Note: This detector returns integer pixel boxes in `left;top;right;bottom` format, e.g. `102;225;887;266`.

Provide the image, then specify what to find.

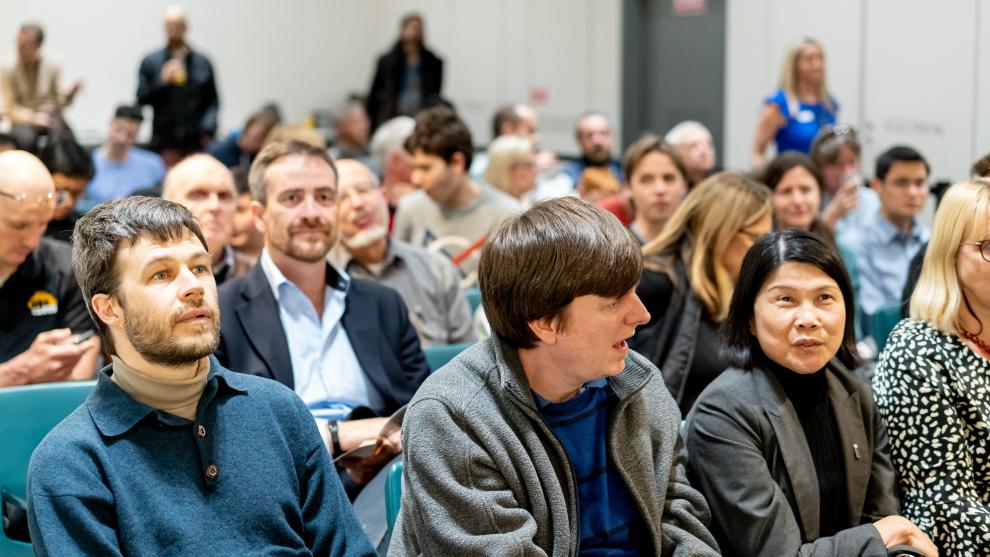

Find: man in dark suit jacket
366;13;443;131
216;139;429;493
137;7;219;161
217;264;426;420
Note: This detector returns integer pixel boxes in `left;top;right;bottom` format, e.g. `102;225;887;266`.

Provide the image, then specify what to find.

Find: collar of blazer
755;360;869;540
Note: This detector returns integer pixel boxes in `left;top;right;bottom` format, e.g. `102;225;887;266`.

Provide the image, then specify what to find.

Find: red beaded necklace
960;328;990;358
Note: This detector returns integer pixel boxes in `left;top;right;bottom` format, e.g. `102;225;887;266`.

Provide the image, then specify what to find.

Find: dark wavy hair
721;228;861;370
405;106;474;169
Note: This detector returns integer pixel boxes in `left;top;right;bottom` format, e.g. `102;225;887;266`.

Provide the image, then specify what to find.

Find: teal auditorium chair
423;343;471;373
867;304;904;354
384;460;404;538
463;287;482;315
0;381;96;556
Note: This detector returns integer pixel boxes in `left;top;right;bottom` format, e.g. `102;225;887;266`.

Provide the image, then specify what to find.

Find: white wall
725;0;990;183
0;1;620;155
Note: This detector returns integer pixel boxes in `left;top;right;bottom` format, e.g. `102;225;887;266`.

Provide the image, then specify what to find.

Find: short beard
283;224;335;262
585;149;612;166
123;298;220;367
342;225;387;250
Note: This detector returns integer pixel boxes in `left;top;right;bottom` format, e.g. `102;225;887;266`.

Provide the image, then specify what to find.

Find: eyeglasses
821;124;856;137
0;189;69;207
963;240;990;262
817;124;857;142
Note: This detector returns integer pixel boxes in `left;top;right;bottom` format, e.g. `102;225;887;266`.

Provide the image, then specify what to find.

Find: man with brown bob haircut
390;197;719;556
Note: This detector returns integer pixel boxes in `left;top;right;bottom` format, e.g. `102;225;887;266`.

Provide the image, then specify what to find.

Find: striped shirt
535;379;646;555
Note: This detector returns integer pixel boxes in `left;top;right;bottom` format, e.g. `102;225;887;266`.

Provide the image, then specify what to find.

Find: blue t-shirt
766;88;838;154
85;147;166;207
536;379;646;556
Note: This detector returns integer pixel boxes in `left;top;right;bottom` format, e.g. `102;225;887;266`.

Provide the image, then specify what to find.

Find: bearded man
26;196;376;556
329;159;473;347
215;141;429;495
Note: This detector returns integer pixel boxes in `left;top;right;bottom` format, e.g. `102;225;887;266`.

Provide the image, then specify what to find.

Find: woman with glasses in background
809;124;881;237
751;38;838;167
630;172;772;415
873;179;990;556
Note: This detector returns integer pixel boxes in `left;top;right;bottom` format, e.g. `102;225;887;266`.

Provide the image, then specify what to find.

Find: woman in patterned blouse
873;178;990;556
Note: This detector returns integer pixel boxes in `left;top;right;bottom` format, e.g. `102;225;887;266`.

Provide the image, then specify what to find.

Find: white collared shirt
259;249;384;421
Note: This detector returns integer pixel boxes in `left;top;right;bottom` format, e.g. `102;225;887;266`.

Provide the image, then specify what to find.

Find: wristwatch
328;419;342;455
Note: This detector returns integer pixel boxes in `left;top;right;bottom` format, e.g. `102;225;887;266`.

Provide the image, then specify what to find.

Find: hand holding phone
62;330;96;345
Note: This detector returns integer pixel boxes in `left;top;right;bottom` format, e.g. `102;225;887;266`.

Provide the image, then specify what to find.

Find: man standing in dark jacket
137;6;219;166
366;14;443;131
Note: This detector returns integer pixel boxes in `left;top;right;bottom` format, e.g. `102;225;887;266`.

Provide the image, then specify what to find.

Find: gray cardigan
684;363;899;556
389;337;719;556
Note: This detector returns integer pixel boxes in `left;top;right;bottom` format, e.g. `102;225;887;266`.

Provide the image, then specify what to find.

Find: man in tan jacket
1;23;81;150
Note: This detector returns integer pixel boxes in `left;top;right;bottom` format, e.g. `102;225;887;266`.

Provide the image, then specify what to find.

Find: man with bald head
162;154;251;285
137;5;219;165
330;159;473;347
0;151;100;386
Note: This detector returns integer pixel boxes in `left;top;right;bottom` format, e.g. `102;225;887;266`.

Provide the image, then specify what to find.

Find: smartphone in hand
63;330;96;345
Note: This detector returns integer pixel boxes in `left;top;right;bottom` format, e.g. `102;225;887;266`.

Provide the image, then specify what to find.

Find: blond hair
778;38;834;116
642;172;771;320
484;135;533;196
910;179;990;334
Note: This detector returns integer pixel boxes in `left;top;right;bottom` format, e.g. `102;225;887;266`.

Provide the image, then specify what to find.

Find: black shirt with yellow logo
0;238;93;363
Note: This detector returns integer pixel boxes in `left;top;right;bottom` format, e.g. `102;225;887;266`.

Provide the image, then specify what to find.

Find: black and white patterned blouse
873;319;990;556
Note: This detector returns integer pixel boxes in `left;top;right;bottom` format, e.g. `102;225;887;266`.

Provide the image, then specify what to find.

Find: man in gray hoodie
390;196;719;556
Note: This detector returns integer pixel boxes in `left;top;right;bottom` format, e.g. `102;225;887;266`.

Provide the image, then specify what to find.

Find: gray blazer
684;363;899;557
390;337;719;556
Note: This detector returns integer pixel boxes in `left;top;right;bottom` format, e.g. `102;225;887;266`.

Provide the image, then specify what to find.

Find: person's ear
91;293;123;329
869;177;881;191
251;200;267;235
527;316;559;345
450;151;466;174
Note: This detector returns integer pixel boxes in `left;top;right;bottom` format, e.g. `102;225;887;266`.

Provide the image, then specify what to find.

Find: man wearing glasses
0;150;100;387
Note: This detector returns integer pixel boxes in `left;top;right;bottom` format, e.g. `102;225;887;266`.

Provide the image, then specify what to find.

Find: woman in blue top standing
751;38;838;167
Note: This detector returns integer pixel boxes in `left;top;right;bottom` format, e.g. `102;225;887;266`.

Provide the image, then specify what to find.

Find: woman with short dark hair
684;229;936;556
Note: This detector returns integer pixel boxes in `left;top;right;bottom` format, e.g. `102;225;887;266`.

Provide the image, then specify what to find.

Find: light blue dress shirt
83;148;167;208
841;211;929;315
259;249;384;422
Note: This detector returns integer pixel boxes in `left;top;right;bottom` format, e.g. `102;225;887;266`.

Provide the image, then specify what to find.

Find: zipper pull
853;443;861;460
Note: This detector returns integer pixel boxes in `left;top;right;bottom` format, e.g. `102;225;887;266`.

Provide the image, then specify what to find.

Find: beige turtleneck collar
110;355;210;421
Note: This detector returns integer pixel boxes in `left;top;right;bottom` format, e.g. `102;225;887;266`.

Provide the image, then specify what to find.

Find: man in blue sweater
27;196;375;556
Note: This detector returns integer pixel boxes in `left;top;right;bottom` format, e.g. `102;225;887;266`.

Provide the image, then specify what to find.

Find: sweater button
205;464;219;480
196;425;207;439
